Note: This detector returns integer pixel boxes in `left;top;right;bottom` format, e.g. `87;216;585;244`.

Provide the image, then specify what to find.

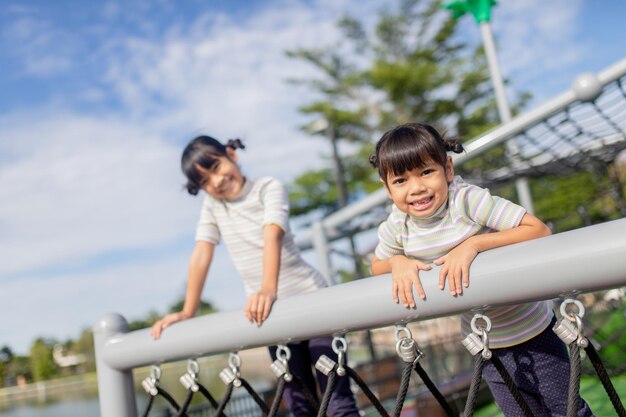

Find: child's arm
151;241;214;339
434;213;551;296
244;224;284;326
371;254;432;308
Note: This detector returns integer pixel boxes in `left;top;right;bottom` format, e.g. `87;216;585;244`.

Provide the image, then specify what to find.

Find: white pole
94;313;137;417
480;22;535;213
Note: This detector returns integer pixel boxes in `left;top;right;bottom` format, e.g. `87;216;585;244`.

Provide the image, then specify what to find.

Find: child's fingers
244;298;256;323
151;322;161;340
151;319;171;340
416;262;432;271
398;282;410;308
256;298;266;324
441;266;456;295
403;281;416;308
244;309;253;323
463;265;470;288
262;299;272;323
413;276;426;301
454;268;463;295
438;271;446;290
392;281;399;304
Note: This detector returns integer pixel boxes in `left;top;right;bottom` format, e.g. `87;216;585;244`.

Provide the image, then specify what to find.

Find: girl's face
384;157;454;218
198;148;245;201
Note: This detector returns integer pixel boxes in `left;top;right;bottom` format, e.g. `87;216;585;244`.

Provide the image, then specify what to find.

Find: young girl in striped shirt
369;123;593;416
151;135;359;417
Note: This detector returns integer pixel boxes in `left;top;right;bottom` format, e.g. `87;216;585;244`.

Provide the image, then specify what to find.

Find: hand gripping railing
94;218;626;417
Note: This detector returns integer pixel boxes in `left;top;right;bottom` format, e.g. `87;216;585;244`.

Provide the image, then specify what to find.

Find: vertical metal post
94;313;137;417
311;221;333;285
479;22;535;213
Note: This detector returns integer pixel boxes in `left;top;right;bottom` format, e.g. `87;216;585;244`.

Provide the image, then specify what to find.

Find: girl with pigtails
370;123;594;416
151;135;360;417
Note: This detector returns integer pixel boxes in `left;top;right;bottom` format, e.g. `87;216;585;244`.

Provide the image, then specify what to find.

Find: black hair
181;135;245;195
369;123;463;184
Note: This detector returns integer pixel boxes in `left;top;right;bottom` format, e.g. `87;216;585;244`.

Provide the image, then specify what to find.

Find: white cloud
0;113;198;276
0;0;603;355
495;0;584;77
2;14;77;77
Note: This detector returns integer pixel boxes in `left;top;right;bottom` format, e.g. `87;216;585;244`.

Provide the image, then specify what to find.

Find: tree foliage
286;0;515;218
29;338;58;382
5;297;218;385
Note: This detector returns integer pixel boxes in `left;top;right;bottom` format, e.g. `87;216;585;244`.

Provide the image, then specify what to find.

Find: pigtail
185;181;201;196
369;153;378;168
443;139;464;154
226;138;245;150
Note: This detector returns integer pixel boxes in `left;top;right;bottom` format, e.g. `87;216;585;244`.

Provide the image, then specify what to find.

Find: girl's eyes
392;178;406;185
421;168;434;175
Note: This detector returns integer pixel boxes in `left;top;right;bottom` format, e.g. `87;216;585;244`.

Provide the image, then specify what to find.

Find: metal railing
94;218;626;417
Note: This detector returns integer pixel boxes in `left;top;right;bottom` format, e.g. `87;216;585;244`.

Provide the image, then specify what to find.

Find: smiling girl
150;135;359;417
369;123;593;416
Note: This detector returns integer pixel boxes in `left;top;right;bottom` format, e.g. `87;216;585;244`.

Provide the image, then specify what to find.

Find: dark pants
268;336;360;417
483;317;594;416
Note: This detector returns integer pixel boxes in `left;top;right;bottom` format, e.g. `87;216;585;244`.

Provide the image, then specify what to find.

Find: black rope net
460;76;626;228
479;78;626;182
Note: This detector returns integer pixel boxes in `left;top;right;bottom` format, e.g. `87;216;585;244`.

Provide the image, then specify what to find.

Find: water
0;398;102;417
0;397;159;417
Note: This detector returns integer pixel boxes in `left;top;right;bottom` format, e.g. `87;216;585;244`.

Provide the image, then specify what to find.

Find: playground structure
93;56;626;417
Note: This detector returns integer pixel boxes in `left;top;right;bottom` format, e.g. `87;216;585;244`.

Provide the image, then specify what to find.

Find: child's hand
151;311;191;340
434;242;478;296
244;289;276;326
390;255;432;308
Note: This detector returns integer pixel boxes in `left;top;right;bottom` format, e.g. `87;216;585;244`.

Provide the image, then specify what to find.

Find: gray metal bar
93;313;137;417
102;218;626;371
295;57;626;250
457;57;626;163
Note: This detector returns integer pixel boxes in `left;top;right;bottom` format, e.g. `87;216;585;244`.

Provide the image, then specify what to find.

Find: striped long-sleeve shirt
195;177;327;298
375;176;553;348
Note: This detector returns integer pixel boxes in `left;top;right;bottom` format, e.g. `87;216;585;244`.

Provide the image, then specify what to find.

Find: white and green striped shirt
196;177;327;298
375;176;553;348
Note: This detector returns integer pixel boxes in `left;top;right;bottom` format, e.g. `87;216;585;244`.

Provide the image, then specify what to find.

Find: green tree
127;299;217;331
286;0;515;218
128;310;163;331
168;298;217;316
29;338;58;381
71;328;96;373
0;345;13;387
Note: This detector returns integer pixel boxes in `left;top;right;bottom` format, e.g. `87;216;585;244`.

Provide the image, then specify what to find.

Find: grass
473;374;626;417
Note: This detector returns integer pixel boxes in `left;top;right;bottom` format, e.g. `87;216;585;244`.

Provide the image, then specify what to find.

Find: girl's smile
385;157;454;218
409;195;435;212
198;149;245;201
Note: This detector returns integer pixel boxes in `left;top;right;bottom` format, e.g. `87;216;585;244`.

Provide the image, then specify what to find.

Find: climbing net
139;297;625;417
479;77;626;183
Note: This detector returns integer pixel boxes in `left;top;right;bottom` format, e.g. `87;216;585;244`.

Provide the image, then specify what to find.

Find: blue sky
1;0;625;355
